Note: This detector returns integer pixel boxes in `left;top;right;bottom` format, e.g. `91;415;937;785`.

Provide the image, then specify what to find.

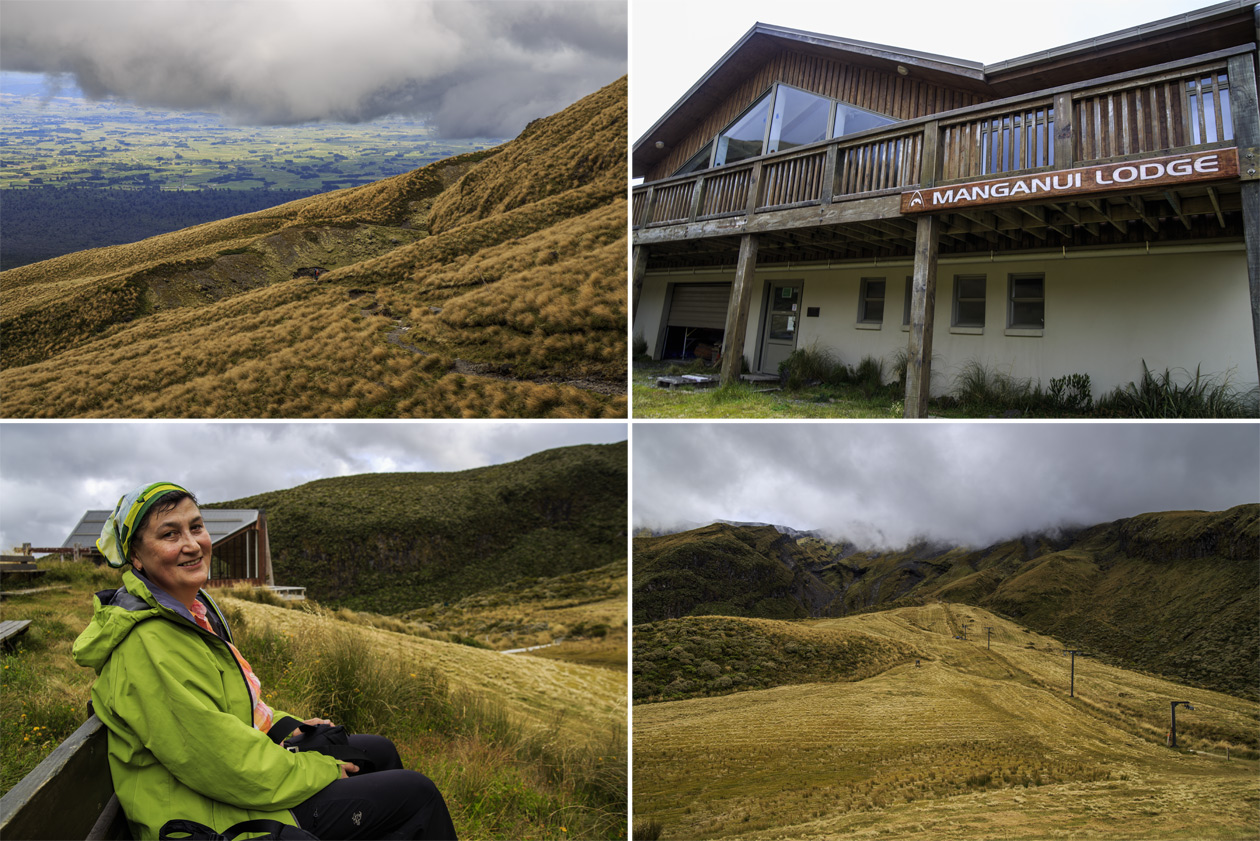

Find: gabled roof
61;508;263;551
633;0;1258;178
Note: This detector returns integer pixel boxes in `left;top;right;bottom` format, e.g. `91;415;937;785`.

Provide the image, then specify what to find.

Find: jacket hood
72;569;225;673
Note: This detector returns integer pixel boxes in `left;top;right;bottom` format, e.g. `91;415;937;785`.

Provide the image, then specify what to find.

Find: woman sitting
73;482;458;840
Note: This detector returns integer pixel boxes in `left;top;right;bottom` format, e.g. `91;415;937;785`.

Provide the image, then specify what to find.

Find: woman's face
131;497;212;605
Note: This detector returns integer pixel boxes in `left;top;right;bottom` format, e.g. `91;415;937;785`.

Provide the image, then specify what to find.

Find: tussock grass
1;78;628;418
1096;361;1258;418
635;603;1259;841
1;563;626;839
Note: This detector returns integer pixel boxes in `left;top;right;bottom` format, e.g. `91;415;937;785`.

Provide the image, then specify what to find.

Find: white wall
636;247;1257;397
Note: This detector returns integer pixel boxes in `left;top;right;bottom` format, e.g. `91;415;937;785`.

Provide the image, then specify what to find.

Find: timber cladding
647;46;989;182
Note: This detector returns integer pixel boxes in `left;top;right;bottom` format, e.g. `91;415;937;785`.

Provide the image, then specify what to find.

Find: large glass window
769;86;831;154
833;102;896;138
677;140;713;175
714;91;772;166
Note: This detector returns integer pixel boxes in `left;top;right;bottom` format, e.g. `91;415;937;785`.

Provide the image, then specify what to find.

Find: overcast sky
0;422;627;550
631;0;1226;140
0;0;626;137
634;423;1260;549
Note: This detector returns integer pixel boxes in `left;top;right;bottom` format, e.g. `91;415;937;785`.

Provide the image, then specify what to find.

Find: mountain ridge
210;442;627;613
633;504;1259;699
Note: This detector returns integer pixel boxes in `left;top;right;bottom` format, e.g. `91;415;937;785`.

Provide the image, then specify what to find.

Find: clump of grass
778;342;847;389
634;818;664;840
1096;361;1258;418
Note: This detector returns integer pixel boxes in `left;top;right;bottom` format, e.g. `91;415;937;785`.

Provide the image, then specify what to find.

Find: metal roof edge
984;0;1257;75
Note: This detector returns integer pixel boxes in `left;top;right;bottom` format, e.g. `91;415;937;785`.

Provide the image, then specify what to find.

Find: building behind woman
72;482;457;840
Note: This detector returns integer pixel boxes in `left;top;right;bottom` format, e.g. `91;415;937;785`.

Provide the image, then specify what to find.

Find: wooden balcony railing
632;47;1248;231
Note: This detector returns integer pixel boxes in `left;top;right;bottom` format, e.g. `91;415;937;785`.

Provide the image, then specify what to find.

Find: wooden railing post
687;175;706;222
642;185;657;226
1053;91;1076;168
745;161;764;217
1227;50;1260;384
820;143;838;204
720;234;759;385
904;120;943;418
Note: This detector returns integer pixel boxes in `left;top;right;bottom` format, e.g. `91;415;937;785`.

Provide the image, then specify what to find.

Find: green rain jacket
72;570;342;840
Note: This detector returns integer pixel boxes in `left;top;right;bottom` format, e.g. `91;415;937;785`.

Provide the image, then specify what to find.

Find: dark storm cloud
634;424;1260;549
0;422;627;550
0;0;626;136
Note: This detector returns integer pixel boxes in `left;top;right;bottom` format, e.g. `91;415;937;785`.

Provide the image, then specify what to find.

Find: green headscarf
97;482;192;568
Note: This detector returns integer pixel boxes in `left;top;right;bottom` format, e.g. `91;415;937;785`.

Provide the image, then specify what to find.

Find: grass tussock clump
1096;361;1259;418
222;603;627;840
633;615;915;703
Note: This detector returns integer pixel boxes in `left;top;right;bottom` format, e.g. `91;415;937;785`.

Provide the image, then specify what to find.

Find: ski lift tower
1169;701;1195;748
1063;649;1090;698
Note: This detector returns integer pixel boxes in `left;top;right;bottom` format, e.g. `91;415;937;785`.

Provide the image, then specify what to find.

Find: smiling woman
72;481;458;841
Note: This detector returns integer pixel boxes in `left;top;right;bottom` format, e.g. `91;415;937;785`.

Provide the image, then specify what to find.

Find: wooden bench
0;715;130;839
0;620;31;649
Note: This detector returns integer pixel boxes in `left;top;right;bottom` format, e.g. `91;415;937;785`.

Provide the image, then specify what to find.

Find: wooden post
720;234;759;385
1053;91;1076;169
631;244;648;322
904;120;944;418
1227;52;1260;385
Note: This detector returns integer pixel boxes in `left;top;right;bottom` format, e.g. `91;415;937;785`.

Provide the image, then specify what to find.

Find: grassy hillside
213;442;627;614
1;561;626;839
633;603;1258;841
0;77;627;418
632;506;1258;699
402;561;628;671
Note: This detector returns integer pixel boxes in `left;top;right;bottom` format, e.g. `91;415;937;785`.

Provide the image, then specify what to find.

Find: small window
903;276;913;326
1008;274;1044;329
953;275;986;328
859;278;885;324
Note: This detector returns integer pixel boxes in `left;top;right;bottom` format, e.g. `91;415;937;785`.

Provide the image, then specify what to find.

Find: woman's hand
292;717;333;738
338;762;359;779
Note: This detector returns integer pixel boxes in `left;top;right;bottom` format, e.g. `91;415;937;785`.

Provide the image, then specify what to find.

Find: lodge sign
900;147;1239;214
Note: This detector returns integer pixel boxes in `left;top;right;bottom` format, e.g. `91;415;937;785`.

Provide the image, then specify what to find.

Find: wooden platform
0;585;71;601
0;620;31;647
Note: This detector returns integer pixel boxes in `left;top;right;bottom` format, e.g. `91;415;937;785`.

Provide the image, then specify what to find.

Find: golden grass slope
634;603;1258;841
0;77;627;418
225;596;624;748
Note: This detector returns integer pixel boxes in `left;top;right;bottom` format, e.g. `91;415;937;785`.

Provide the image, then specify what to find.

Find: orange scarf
190;601;274;733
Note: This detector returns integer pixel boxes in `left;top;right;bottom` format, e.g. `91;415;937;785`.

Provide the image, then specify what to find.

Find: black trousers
291;735;457;840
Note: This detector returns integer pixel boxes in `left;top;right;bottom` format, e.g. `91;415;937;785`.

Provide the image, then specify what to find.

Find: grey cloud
634;423;1260;549
0;0;626;136
0;422;627;550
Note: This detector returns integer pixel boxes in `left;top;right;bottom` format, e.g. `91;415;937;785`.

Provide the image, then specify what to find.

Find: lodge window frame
857;277;886;327
1006;272;1045;335
951;274;986;332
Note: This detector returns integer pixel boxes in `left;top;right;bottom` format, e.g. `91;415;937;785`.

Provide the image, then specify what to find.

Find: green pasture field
0;91;501;192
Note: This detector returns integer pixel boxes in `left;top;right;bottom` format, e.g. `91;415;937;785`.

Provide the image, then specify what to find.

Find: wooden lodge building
631;1;1260;415
61;508;275;588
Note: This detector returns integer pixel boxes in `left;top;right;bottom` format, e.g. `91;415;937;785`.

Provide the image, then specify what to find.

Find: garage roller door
666;283;732;329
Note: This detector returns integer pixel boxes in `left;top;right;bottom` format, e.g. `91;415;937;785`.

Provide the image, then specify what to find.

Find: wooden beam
1083;198;1126;234
1206;185;1226;227
720;234;760;385
631;245;648;322
1163;190;1192;230
1016;204;1070;237
1123;195;1160;232
904;215;940;418
1227;49;1260;386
